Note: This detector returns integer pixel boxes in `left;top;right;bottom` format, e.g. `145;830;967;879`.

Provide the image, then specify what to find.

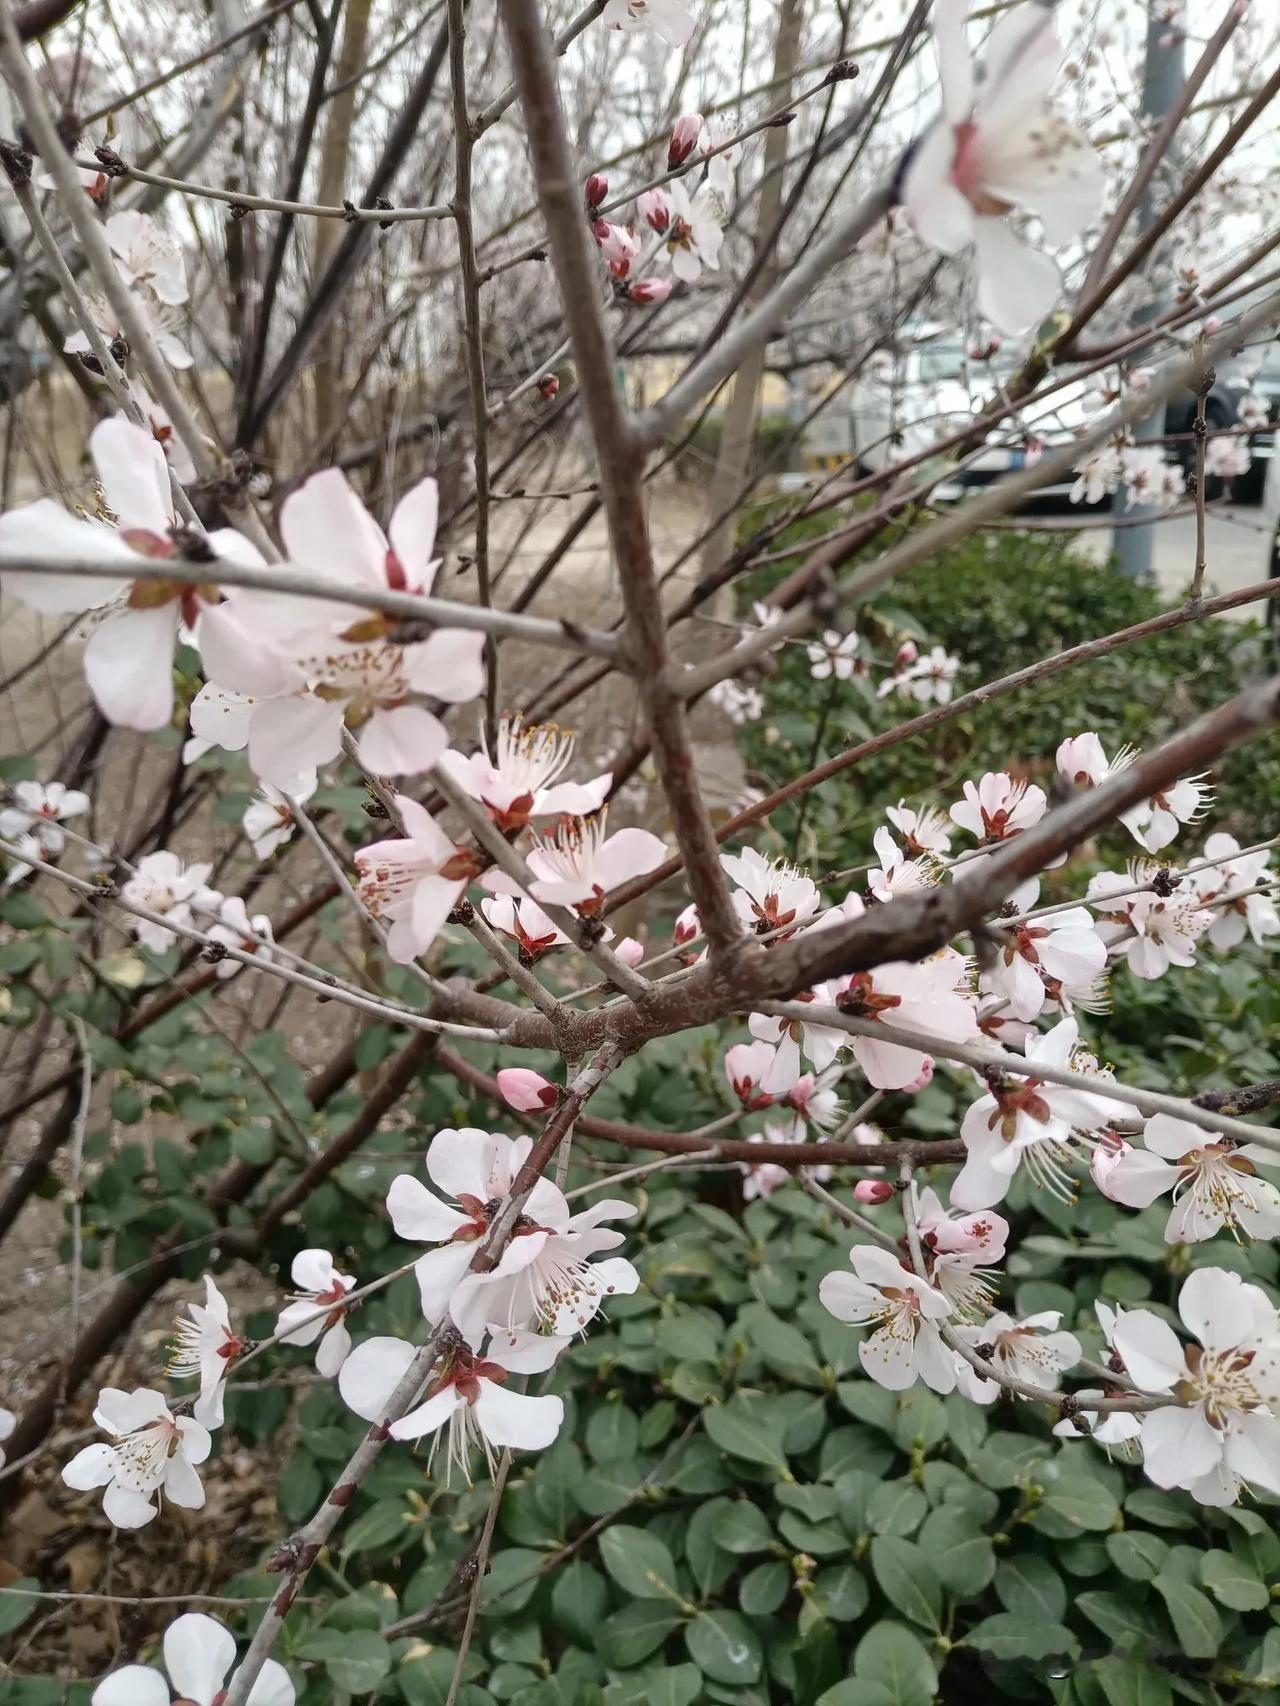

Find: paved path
1068;503;1275;615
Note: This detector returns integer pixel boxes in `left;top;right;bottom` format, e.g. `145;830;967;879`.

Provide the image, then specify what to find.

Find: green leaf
1122;1490;1198;1530
604;1665;703;1706
816;1686;894;1706
686;1500;739;1599
1089;1657;1174;1706
295;1628;391;1692
1035;1466;1120;1536
854;1621;936;1706
598;1525;681;1600
995;1554;1067;1622
587;1403;641;1464
534;1438;585;1531
916;1506;995;1599
703;1396;789;1469
1152;1574;1222;1659
740;1561;790;1616
812;1562;869;1624
737;1303;821;1382
596;1602;684;1668
0;1580;39;1636
552;1561;610;1646
684;1610;763;1685
865;1480;926;1538
963;1614;1079;1661
869;1538;942;1631
1199;1547;1268;1611
777;1511;849;1558
1075;1590;1164;1646
1105;1531;1169;1582
711;1500;775;1556
480;1549;544;1615
794;1616;841;1706
341;1497;409;1554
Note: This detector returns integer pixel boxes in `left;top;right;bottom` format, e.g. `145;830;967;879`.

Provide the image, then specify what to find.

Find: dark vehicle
1164;351;1274;503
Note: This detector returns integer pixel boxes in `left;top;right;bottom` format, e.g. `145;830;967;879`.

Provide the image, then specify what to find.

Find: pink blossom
629;276;675;304
585;173;608;210
614;936;645;967
596;222;639;278
949;771;1046;842
668;113;704;168
638;188;670;232
0;416;261;732
900;1;1103;332
853;1180;894;1204
664;179;724;283
520;811;667;914
480;893;570;959
1204;436;1251;481
355;796;477;962
1056;731;1136;788
833;947;979;1091
725;1041;779;1110
602;0;694;46
497;1068;559;1112
437;714;611;830
198;470;484;786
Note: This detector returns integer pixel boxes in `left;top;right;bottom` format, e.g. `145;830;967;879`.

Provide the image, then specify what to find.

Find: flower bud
674;902;701;945
614;936;645;967
596;222;638;278
638;187;670;233
894;638;918;669
629;275;674;305
537;373;560;402
585;173;609;211
591;217;612;243
667;112;704;169
853;1179;895;1204
496;1067;558;1111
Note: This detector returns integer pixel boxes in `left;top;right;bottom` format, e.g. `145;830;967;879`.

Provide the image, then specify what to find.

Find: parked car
1164;347;1272;503
846;330;1091;502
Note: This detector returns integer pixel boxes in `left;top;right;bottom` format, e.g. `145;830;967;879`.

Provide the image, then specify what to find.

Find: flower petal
339;1335;416;1421
165;1612;235;1705
84;605;179;731
91;1665;172;1706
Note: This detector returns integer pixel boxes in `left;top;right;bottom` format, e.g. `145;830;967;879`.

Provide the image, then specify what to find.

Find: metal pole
1112;1;1185;579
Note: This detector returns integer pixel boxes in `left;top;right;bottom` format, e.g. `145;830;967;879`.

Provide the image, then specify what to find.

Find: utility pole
1113;0;1185;578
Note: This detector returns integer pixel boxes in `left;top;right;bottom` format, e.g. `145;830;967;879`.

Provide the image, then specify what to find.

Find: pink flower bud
894;639;918;668
591;218;612;243
674;902;701;945
668;113;704;169
496;1067;558;1112
596;222;638;279
614;936;645;967
853;1179;895;1204
585;173;609;211
537;374;560;402
630;276;674;305
901;1057;934;1093
638;188;670;233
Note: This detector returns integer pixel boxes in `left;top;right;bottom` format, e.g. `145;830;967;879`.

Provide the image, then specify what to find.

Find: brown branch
602;574;1280;917
221;1043;622;1706
496;0;741;956
432;1044;960;1166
